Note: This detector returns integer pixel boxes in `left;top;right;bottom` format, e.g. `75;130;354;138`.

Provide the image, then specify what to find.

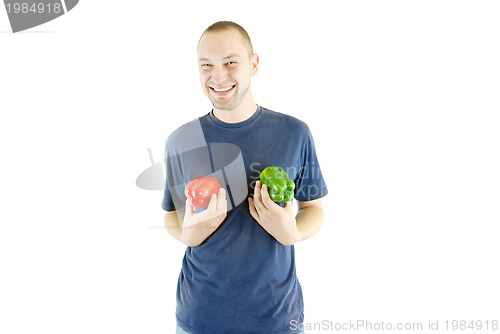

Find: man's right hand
180;187;227;247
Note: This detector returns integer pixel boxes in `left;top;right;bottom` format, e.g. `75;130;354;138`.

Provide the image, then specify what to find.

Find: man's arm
164;209;185;242
295;198;324;242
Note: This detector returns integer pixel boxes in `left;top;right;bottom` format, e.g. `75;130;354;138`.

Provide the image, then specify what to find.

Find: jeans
176;325;304;334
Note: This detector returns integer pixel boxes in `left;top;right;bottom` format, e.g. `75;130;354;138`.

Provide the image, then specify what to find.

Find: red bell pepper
184;177;222;208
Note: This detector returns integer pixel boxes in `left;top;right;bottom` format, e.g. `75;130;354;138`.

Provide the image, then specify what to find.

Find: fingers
182;197;198;228
206;193;218;215
185;197;195;216
254;181;272;212
216;187;227;212
260;183;272;210
248;197;259;221
205;187;227;216
253;181;265;212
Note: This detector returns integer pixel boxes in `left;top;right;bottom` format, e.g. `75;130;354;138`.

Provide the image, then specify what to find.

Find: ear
251;53;259;76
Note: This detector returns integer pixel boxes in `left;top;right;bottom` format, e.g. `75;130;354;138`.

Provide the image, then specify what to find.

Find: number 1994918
6;2;62;14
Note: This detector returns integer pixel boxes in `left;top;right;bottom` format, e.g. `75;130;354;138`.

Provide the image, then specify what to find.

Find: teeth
213;86;233;92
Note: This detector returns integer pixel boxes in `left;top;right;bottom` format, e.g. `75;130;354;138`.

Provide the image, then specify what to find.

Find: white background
1;1;499;333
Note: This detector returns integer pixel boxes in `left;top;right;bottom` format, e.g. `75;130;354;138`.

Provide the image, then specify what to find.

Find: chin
211;97;238;111
214;103;237;111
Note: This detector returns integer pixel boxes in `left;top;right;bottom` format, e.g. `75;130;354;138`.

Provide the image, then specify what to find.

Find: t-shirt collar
208;105;262;129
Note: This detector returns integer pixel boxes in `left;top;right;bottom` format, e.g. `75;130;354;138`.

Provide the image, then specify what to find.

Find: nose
211;66;228;85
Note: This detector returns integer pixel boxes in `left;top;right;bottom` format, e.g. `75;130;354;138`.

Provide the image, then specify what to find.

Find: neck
212;94;258;124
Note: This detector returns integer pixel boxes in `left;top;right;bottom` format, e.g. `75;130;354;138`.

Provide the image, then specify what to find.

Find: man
162;21;327;334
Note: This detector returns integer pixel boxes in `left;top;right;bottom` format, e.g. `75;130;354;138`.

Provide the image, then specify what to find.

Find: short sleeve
294;128;328;202
161;141;186;212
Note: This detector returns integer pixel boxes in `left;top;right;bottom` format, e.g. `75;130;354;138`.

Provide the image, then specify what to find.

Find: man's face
197;29;256;111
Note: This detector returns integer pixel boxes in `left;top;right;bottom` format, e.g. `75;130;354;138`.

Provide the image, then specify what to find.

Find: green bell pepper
259;166;295;202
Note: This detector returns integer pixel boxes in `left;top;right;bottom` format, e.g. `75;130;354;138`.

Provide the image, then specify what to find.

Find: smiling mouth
210;85;236;93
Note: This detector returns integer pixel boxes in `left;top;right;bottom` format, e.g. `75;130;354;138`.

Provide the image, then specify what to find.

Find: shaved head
198;21;253;59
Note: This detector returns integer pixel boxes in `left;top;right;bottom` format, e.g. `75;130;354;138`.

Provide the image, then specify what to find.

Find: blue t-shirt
162;106;328;334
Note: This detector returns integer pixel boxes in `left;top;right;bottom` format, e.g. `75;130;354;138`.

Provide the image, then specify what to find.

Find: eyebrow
198;54;241;62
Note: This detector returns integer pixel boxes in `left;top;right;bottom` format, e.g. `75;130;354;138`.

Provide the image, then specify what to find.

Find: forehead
197;29;247;60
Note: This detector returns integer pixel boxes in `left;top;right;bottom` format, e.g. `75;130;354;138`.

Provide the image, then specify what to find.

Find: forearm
295;205;324;242
164;210;204;247
164;210;185;242
164;206;226;247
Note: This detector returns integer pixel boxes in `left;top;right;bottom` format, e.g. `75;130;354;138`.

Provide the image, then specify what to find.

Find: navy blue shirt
162;106;328;334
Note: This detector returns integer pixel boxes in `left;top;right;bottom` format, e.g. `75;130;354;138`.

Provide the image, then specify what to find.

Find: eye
226;61;237;66
201;64;212;67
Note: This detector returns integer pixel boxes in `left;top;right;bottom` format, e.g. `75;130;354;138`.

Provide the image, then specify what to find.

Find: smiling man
197;24;258;122
162;21;328;334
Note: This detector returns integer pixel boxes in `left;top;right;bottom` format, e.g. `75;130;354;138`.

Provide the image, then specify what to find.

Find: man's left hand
248;180;299;246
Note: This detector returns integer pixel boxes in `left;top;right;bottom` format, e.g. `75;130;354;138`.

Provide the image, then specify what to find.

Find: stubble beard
209;83;250;112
